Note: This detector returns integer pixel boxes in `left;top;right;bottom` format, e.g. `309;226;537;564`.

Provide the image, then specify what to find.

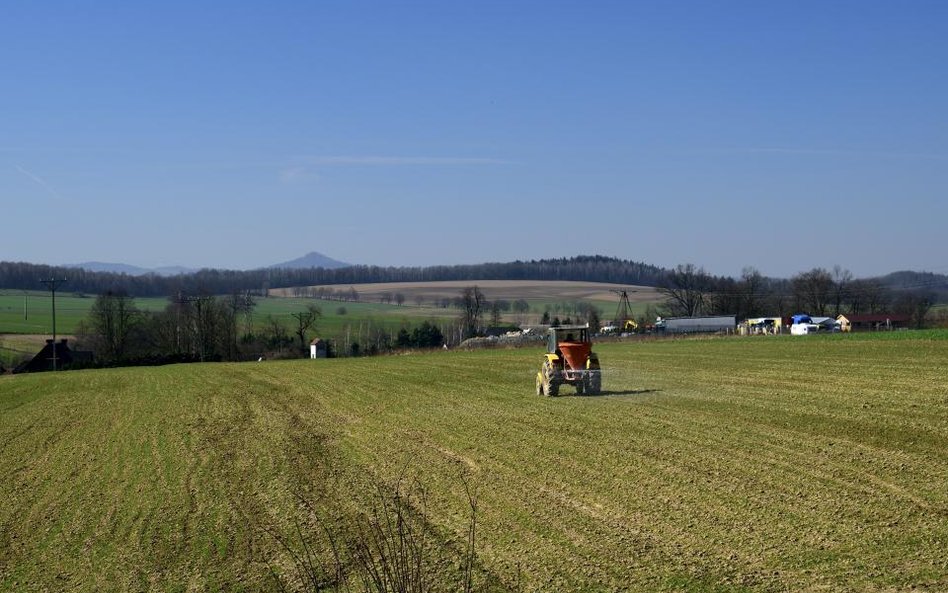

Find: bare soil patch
271;280;660;303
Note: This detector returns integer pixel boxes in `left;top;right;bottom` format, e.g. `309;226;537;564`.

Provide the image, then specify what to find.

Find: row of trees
658;264;936;327
77;289;465;366
395;322;446;349
338;318;463;357
77;291;319;364
456;286;604;337
0;256;666;297
289;285;360;301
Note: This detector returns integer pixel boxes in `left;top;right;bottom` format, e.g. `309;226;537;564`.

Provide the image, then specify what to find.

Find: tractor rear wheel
535;373;543;396
587;370;602;395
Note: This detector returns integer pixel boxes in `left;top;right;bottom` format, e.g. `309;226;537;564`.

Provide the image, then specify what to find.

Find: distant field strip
0;292;453;338
0;333;946;591
270;279;661;305
0;282;661;345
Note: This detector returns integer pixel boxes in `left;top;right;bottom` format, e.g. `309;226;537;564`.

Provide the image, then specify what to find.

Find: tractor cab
546;325;591;354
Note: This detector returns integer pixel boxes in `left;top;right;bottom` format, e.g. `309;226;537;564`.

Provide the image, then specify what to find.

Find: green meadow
1;332;946;591
0;291;454;336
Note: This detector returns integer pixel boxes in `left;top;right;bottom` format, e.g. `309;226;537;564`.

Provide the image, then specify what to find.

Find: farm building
14;339;93;373
837;313;911;332
656;315;736;334
309;338;328;359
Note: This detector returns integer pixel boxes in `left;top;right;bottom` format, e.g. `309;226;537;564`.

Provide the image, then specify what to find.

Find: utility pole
611;289;638;332
193;297;206;362
40;278;66;371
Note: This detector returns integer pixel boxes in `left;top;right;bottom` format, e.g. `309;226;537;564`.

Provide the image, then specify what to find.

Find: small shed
14;339;93;373
309;338;328;359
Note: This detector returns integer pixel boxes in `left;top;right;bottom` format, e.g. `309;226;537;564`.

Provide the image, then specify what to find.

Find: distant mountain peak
66;261;151;275
269;251;351;270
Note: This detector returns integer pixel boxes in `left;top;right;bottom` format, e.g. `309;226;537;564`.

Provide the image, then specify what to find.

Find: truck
655;315;736;334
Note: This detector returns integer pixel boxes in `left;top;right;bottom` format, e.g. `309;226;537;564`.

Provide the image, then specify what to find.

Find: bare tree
190;294;222;362
580;302;601;330
489;301;503;326
847;278;889;314
707;277;740;317
739;267;768;318
791;268;834;315
831;265;853;317
226;291;256;358
291;305;322;354
512;299;530;324
88;290;139;362
659;264;712;317
261;314;292;351
460;286;486;338
893;291;934;329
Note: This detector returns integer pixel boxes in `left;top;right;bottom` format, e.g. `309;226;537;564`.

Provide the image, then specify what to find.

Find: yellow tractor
535;324;602;396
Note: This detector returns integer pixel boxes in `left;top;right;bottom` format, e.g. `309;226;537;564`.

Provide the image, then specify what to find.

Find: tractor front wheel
545;381;559;397
541;361;560;396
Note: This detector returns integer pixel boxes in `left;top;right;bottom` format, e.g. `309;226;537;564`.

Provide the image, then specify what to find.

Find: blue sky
2;1;946;278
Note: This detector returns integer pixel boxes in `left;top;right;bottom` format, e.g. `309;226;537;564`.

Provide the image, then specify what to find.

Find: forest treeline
1;257;945;309
0;256;666;296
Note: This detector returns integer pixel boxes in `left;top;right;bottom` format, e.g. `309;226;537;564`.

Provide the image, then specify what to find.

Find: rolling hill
65;261;197;276
268;251;351;269
62;250;353;277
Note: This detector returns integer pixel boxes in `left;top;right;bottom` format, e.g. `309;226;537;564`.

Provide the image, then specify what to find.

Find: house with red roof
837;313;911;332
